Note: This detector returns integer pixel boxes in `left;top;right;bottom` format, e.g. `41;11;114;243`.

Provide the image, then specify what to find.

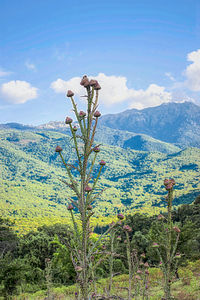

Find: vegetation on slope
0;129;200;233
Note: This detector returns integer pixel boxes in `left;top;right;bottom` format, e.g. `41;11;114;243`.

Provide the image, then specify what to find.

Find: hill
0;129;200;233
0;122;181;154
99;102;200;148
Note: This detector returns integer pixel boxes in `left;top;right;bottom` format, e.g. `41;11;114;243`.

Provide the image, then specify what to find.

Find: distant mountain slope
0;129;200;233
123;134;180;153
0;122;181;154
99;102;200;148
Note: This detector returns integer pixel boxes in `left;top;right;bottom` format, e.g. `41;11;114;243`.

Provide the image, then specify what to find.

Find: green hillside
0;129;200;233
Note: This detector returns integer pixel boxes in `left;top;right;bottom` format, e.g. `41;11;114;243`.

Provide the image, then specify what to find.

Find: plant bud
158;214;164;220
165;183;173;190
67;90;74;97
123;225;132;232
84;79;90;88
67;204;74;210
79;111;86;118
55;146;63;152
89;79;97;86
94;111;101;118
173;226;181;233
164;179;170;186
99;160;106;166
73;126;78;132
87;205;93;210
93;146;100;153
80;75;89;86
152;242;159;248
94;82;101;90
117;213;124;220
65;117;73;124
175;253;181;259
85;185;92;192
75;266;83;273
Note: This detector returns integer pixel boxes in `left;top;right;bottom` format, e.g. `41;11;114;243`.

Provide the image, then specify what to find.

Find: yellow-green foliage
13;260;200;300
0;129;200;234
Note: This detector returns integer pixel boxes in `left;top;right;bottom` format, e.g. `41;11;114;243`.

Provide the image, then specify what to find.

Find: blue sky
0;0;200;125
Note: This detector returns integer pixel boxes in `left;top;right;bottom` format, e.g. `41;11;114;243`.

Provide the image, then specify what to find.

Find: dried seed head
75;266;83;273
165;183;173;190
94;110;101;118
67;204;74;211
93;146;100;153
79;111;86;118
85;185;92;192
164;179;170;186
66;90;74;97
99;160;106;166
73;126;78;132
55;146;63;153
94;82;101;90
89;79;97;86
117;213;124;220
175;253;181;259
158;214;165;220
123;225;132;232
87;205;93;210
65;117;73;124
80;75;90;87
84;79;90;87
173;226;181;233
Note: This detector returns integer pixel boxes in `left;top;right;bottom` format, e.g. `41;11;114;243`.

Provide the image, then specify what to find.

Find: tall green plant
55;76;118;300
153;179;181;300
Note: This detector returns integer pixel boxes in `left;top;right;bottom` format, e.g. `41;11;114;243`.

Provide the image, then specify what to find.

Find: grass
10;260;200;300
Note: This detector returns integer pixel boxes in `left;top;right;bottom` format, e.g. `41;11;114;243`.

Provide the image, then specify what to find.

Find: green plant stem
125;231;132;300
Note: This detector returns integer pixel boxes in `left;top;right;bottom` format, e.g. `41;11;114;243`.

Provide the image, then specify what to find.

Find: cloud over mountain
51;73;172;109
185;49;200;92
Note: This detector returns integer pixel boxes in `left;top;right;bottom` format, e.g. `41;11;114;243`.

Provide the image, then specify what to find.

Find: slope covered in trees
0;129;200;233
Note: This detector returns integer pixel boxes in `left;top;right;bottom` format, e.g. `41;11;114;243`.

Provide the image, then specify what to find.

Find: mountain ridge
99;101;200;147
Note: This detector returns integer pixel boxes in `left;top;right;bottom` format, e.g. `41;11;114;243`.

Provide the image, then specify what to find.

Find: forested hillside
0;129;200;233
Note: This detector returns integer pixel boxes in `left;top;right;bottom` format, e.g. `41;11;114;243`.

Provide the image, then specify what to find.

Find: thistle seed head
55;146;63;153
66;90;74;97
94;110;101;118
65;117;73;124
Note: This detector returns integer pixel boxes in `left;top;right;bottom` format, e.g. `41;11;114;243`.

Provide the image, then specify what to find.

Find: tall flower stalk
153;179;181;300
55;76;117;300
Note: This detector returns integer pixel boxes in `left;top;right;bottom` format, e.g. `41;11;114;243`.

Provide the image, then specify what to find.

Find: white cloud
51;73;172;109
165;72;175;81
0;80;38;104
51;77;83;94
25;62;36;71
0;67;12;77
128;84;172;109
184;49;200;91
